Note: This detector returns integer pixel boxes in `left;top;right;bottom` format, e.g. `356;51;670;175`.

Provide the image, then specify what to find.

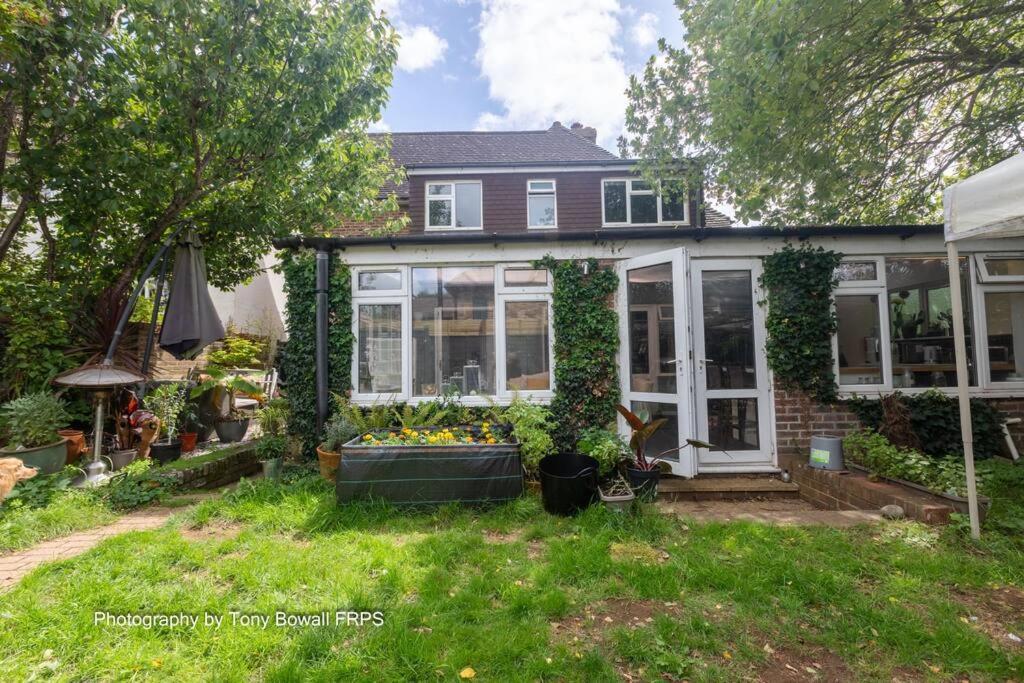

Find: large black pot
626;467;661;501
150;440;182;465
215;417;250;443
538;453;599;516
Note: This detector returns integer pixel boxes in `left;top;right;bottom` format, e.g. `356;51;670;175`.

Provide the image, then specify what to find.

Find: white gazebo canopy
943;150;1024;540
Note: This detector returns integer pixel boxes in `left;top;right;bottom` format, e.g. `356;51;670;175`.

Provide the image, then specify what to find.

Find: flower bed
337;425;522;505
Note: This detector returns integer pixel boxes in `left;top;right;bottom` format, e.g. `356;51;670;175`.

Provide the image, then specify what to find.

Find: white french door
618;248;696;477
690;259;775;471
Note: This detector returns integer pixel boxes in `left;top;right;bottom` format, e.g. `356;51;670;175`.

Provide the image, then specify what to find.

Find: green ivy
535;256;620;453
759;243;844;404
0;278;76;399
847;390;1004;460
279;250;353;458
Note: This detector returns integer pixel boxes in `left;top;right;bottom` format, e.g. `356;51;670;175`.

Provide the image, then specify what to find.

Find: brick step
657;476;800;502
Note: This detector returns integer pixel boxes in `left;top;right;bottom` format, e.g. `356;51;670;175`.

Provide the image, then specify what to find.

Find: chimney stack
569;121;597;144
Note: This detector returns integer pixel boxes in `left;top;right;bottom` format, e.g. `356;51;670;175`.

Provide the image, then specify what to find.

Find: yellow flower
363;434;372;441
428;436;437;444
487;437;496;444
482;422;490;428
410;430;419;438
465;437;474;443
389;432;397;438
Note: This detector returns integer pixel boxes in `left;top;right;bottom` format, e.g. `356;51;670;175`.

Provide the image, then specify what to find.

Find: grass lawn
0;490;117;554
1;471;1022;681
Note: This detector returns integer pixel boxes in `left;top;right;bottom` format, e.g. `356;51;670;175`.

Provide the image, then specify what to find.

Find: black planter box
337;434;523;505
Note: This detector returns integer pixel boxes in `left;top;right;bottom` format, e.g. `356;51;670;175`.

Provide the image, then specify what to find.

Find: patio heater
53;225;187;485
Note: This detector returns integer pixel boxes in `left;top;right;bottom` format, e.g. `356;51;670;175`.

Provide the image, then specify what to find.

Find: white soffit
944;152;1024;242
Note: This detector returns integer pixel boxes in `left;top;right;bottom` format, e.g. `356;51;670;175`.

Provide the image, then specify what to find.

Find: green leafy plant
0;391;69;449
255;434;289;462
280;251;353;457
98;459;177;511
502;396;555;474
577;427;631;477
207;336;266;369
534;256;620;453
145;383;188;442
759;243;844;404
392;401;449;429
321;410;362;453
191;366;262;421
0;279;76;399
847;390;1004;460
256;399;289;438
3;466;78;510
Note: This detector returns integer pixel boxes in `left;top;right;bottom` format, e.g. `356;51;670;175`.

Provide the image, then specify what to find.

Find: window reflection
701;271;755;389
628;263;676;393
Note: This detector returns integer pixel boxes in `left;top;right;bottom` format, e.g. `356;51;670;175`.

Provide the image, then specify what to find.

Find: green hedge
280;250;353;457
535;256;620;453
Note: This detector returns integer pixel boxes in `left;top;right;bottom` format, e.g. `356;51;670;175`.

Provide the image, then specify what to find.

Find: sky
373;0;683;152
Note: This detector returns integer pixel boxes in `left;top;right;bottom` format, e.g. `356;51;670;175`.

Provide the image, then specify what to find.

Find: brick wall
774;387;1024;457
162;443;259;490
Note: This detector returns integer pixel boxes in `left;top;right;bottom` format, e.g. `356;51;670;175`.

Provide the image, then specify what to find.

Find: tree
1;0;402;297
621;0;1024;224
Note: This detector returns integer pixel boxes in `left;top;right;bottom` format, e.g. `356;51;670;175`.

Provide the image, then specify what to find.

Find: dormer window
527;180;557;228
426;181;482;230
601;178;689;226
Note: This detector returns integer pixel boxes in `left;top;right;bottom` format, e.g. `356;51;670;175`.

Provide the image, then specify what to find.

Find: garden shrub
502;396;555;474
577;427;630;476
843;429;984;497
847;390;1004;459
535;256;620;453
207;335;266;369
0;278;76;399
280;250;353;457
759;243;843;404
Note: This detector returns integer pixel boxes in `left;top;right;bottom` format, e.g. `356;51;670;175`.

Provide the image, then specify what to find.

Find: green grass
1;472;1022;681
0;490;117;553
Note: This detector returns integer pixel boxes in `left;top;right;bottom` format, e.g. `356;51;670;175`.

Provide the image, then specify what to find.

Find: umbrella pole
947;241;981;540
140;249;171;380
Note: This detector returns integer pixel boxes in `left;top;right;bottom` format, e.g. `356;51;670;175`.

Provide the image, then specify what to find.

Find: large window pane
505;301;550;391
886;257;974;387
428;199;451;228
412;267;495;396
701;271;756;389
528;194;555;226
455;183;482;228
707;399;759;450
985;291;1024;382
628;263;676;393
504;268;548;287
357;304;402;393
357;270;401;291
603;181;627;223
631;401;679;462
836;261;877;282
631;193;658;223
661;194;686;222
836;294;883;385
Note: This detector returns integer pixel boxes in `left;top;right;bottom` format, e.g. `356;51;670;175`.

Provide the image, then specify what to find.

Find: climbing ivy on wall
535;256;620;453
759;242;844;404
280;250;353;457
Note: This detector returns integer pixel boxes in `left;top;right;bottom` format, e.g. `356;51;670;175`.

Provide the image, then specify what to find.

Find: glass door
690;259;774;470
618;249;694;477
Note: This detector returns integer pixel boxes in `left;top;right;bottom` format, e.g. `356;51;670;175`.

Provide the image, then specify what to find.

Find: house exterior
271;122;1024;478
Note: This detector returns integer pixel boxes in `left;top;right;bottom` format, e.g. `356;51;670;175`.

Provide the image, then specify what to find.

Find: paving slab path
658;498;883;527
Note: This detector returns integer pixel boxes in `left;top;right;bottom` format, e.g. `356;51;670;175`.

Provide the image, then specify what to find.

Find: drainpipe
315;249;331;437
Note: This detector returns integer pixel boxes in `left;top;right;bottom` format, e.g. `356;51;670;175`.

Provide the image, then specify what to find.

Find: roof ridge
373;129;553;136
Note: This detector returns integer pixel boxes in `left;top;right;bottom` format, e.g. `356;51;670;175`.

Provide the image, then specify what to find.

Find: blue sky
374;0;684;151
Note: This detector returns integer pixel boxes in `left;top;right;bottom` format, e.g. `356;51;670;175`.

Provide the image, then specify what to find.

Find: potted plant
616;405;667;501
317;410;360;482
255;400;288;481
190;366;262;443
57;427;86;464
0;392;70;475
177;404;200;453
598;475;635;512
146;383;187;464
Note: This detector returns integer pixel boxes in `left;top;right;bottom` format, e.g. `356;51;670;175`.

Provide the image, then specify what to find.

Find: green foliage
2;466;78;510
280;251;353;457
0;489;116;554
392;401;449;429
0;278;76;399
622;0;1024;224
255;434;289;462
535;256;620;453
207;336;266;370
615;404;668;471
842;429;984;498
759;243;843;404
322;410;362;453
145;383;188;441
847;390;1004;460
0;391;68;449
577;427;630;477
256;399;289;438
98;459;177;512
502;396;555;474
190;366;262;420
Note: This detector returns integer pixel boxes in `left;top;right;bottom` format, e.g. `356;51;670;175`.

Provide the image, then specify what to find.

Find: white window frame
526;179;557;229
496;293;555;401
832;287;893;393
351;296;410;403
425;181;483;231
601;178;690;227
975;283;1024;391
835;256;884;288
497;263;552;294
974;252;1024;283
352;266;408;297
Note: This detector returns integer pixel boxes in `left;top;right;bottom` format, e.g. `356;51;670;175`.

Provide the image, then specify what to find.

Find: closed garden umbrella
158;229;225;359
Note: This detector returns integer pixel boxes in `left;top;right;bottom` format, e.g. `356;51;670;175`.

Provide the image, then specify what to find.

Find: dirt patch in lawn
753;647;852;682
609;541;670;564
953;585;1024;649
483;530;521;544
179;522;243;542
550;598;684;647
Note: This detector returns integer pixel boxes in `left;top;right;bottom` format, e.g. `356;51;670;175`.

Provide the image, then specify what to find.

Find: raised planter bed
337;431;523;505
846;462;992;523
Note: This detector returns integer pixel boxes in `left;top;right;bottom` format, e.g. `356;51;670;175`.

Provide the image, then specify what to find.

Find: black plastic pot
215;417;250;443
538;453;599;516
626;467;661;501
150;440;182;465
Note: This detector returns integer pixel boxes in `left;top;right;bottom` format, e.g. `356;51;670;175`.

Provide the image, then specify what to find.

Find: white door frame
690;258;777;472
617;248;697;477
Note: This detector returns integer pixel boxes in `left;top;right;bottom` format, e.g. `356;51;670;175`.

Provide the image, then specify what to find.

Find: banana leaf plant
190;366;262;421
616;404;718;470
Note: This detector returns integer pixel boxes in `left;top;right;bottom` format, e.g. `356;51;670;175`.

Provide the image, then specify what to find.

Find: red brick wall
774;387;1024;456
331;210;408;237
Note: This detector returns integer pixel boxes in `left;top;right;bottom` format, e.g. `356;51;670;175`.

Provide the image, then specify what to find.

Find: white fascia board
406;163;636;176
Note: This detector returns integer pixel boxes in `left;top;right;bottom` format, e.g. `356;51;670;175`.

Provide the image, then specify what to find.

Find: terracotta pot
58;429;86;463
179;432;198;453
316;444;341;482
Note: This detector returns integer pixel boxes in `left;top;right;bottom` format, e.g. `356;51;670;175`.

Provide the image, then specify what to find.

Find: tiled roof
705;208;734;228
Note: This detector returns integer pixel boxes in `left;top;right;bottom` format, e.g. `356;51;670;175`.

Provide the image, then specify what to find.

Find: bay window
351;264;552;402
426;181;482;230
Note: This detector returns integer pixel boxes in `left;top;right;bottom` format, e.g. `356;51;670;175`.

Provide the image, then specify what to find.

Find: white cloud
368;119;391;133
474;0;629;149
397;25;449;72
630;11;658;48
